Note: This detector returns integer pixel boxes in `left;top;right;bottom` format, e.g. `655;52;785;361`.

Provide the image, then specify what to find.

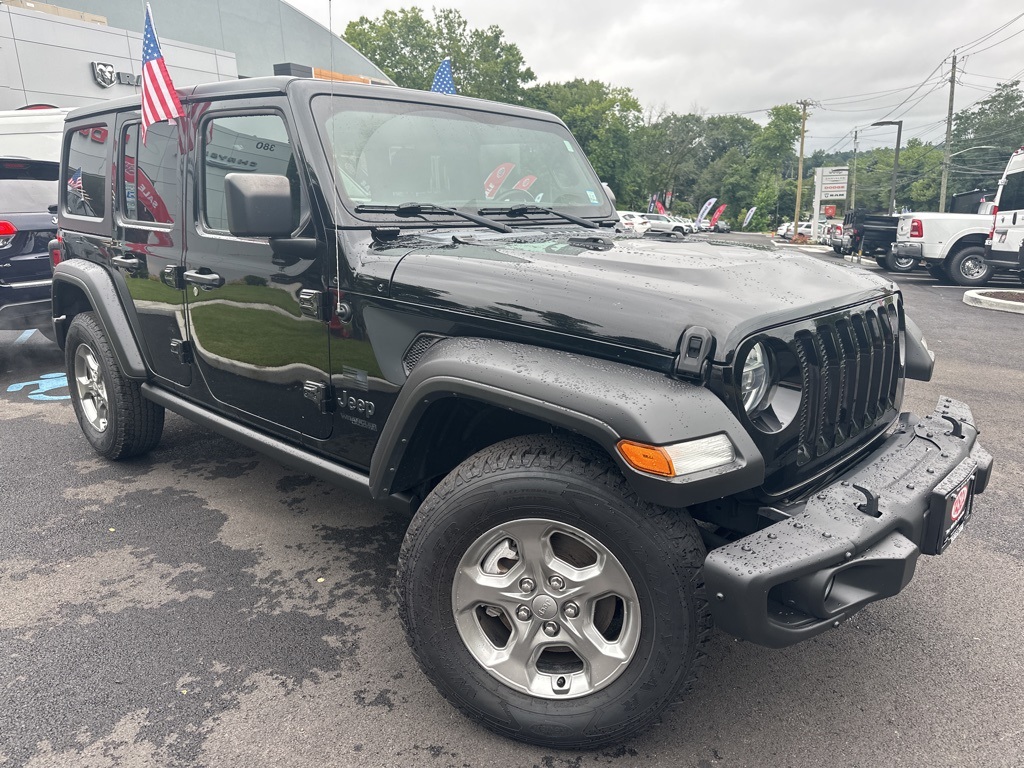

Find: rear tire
884;252;917;273
947;246;992;287
65;312;164;459
397;434;711;748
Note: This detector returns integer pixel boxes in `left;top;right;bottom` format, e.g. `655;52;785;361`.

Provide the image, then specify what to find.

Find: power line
956;11;1024;54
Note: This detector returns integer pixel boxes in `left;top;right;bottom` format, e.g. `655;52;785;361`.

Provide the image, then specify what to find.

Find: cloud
285;0;1024;152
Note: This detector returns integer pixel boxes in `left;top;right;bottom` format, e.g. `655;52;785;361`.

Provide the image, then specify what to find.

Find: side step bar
140;384;414;514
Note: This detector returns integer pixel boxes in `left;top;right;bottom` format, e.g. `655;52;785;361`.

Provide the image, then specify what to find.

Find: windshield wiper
477;204;600;229
355;202;512;233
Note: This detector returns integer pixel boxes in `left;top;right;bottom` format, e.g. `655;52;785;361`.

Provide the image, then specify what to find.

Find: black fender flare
369;337;765;508
52;260;148;380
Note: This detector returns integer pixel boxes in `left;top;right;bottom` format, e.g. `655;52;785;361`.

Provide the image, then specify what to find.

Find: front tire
948;246;992;286
65;312;164;459
397;435;711;748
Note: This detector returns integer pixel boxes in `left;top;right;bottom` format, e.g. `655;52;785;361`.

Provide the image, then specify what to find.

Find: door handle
111;255;141;270
183;269;225;289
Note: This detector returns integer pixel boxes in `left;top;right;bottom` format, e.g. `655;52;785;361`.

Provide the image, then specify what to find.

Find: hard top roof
65;76;560;125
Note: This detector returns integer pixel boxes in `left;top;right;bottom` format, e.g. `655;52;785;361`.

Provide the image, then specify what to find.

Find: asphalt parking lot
1;249;1022;768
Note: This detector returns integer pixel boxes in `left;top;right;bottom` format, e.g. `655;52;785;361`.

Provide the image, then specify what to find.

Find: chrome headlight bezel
739;341;772;415
736;338;803;434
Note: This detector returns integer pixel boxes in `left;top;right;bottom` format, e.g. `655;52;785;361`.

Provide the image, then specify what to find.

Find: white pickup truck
892;201;996;286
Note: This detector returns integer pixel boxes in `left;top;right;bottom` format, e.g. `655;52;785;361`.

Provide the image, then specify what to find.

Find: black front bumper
704;396;992;648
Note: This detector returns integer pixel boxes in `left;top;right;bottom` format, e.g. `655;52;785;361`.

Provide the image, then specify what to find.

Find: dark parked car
0;158;58;336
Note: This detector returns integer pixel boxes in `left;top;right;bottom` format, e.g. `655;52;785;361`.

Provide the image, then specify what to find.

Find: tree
524;80;644;206
344;7;536;103
949;80;1024;197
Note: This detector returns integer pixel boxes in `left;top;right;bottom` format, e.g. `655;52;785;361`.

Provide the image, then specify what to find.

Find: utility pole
793;100;811;233
938;53;958;213
850;130;858;211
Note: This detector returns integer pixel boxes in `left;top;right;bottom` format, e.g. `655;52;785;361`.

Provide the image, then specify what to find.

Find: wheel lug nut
516;605;532;621
519;578;536;593
563;602;579;619
548;575;564;590
542;621;560;637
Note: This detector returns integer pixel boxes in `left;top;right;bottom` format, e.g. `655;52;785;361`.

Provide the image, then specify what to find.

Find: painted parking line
15;329;37;344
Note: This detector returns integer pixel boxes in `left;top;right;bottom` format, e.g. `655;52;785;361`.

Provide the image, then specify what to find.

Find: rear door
111;116;191;386
182;102;333;441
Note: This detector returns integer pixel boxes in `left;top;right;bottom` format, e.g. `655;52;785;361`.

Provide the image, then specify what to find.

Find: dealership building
0;0;392;111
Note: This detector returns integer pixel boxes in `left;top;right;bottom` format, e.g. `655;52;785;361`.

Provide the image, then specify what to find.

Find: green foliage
523;80;644;204
344;7;535;102
344;7;1023;219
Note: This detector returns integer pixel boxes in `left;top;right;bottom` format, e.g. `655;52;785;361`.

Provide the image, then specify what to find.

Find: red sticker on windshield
483;163;515;199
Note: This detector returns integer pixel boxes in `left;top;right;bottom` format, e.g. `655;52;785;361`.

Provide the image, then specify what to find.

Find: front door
183;106;332;441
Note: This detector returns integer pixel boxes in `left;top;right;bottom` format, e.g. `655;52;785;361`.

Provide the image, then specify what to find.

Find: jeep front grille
739;295;904;497
793;300;901;466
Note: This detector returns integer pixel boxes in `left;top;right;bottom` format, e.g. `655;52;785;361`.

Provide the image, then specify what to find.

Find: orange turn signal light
617;440;673;477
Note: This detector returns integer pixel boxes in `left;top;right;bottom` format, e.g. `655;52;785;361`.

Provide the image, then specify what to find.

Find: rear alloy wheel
948;246;992;287
65;312;164;459
398;435;710;748
884;252;917;273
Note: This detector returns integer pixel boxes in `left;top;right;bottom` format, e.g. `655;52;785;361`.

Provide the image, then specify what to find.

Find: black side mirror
224;173;295;238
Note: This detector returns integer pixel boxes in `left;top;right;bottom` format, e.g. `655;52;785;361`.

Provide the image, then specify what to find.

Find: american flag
430;58;457;94
141;3;183;144
67;168;83;190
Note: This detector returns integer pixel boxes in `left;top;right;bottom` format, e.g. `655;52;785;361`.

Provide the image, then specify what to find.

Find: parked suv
0;107;67;336
0;158;58;335
985;146;1024;279
643;212;687;235
52;77;991;749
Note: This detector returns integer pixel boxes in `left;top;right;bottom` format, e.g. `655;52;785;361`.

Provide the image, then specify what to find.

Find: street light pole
872;120;903;215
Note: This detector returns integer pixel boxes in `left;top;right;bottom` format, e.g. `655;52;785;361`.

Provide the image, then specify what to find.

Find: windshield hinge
298;289;330;321
676;326;714;379
303;381;335;414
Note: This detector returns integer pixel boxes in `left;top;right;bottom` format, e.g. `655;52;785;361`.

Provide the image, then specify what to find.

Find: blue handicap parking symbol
6;372;70;401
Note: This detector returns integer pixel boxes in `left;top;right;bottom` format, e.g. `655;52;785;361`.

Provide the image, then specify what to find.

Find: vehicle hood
386;231;895;362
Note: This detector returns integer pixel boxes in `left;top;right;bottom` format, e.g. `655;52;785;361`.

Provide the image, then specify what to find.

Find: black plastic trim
704;396;990;648
51;259;147;378
904;315;935;382
368;337;765;507
140;384;413;514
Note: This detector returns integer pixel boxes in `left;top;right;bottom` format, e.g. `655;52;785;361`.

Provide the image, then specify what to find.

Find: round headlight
740;342;771;414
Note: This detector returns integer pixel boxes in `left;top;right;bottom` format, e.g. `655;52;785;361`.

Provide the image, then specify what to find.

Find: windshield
311;95;613;218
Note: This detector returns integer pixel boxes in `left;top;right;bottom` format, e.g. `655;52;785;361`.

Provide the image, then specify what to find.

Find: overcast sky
284;1;1024;155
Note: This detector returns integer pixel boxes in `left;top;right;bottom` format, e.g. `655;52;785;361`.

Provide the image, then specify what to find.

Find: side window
201;113;299;233
64;125;108;218
121;122;179;226
999;172;1024;212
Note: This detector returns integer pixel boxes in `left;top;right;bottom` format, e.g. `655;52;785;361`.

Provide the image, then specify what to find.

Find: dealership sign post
811;166;849;240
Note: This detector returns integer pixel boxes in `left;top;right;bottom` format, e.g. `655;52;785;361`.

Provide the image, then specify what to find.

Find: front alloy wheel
398;435;711;748
453;518;641;699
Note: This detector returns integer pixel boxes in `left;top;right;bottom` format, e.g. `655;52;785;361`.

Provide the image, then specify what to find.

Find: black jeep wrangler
51;78;991;748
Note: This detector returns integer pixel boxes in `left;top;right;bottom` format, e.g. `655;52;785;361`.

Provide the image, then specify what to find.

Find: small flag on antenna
430;58;457;94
